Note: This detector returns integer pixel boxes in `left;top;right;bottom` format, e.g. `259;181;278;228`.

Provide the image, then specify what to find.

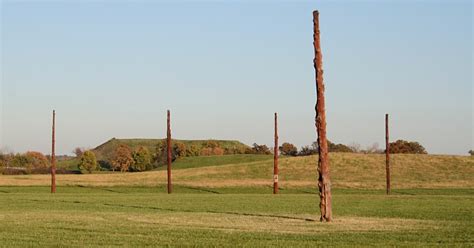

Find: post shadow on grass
75;185;124;194
29;197;316;222
100;202;316;222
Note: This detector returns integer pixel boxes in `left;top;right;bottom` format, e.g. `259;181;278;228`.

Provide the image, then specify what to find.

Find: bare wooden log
51;110;56;193
274;113;279;194
167;110;172;194
386;114;390;195
313;10;332;222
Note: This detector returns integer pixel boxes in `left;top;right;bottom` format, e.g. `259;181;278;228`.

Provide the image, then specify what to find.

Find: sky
0;0;472;155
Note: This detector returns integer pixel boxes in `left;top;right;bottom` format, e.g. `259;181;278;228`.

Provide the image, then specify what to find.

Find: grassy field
6;153;474;189
1;153;473;247
0;187;472;247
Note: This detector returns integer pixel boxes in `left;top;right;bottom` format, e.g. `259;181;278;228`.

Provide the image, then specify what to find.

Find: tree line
0;139;433;175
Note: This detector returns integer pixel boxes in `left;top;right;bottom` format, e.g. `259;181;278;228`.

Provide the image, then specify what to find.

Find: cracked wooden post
313;10;332;222
167;110;172;194
385;114;390;195
273;112;279;194
51;110;56;193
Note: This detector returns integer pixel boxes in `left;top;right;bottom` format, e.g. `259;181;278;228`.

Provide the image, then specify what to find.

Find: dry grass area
1;153;472;189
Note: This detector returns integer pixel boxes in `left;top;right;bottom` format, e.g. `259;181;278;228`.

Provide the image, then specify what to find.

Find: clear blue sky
1;1;472;155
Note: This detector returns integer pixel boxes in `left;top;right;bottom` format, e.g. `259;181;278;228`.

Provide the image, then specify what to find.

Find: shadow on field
101;202;316;222
76;185;124;194
29;198;315;222
179;186;220;194
0;190;9;193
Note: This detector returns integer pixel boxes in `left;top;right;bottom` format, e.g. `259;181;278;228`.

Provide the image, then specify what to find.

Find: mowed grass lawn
0;187;472;247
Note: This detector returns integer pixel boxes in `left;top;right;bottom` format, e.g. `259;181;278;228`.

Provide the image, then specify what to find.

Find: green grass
57;158;80;170
0;187;472;247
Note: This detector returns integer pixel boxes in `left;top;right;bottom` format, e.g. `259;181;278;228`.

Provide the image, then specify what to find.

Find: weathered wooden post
273;112;279;194
313;10;332;222
385;114;390;195
167;110;172;194
51;110;56;193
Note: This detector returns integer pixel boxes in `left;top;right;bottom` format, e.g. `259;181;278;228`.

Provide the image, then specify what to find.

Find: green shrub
78;150;97;173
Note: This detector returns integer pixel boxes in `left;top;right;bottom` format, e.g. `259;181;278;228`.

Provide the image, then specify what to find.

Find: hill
92;138;250;161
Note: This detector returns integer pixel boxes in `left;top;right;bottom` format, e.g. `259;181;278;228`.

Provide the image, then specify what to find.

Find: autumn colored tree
187;144;200;156
203;140;219;149
173;142;187;157
111;144;134;172
78;150;97;173
25;151;50;169
213;147;224;156
200;140;225;156
155;140;188;163
389;140;427;154
200;147;213;156
131;146;152;172
279;143;298;156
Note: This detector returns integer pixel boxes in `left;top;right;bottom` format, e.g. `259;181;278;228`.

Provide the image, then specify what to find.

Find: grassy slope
0;187;472;247
4;153;473;189
157;154;273;170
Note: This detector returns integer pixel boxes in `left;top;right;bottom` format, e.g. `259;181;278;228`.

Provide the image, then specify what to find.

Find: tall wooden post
167;110;172;194
273;113;279;194
313;10;332;222
385;114;390;195
51;110;56;193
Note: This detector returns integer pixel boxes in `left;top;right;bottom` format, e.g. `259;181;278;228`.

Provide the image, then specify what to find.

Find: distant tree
279;143;298;156
131;146;152;172
348;142;362;153
187;144;200;156
203;140;219;149
78;150;97;173
200;147;225;156
111;144;134;172
173;142;187;158
154;140;188;163
25;151;50;169
327;141;352;153
154;141;165;163
73;147;85;158
234;146;247;154
200;147;213;156
365;143;382;154
213;147;224;156
250;143;271;155
0;152;12;167
469;150;474;156
10;154;29;168
298;145;318;156
389;140;427;154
